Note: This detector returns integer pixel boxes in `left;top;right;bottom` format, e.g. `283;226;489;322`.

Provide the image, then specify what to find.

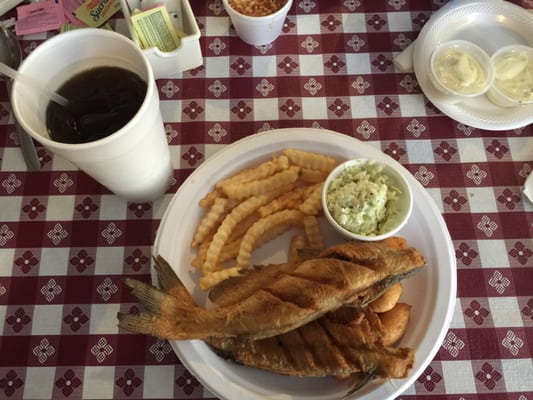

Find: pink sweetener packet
63;0;86;25
15;0;66;36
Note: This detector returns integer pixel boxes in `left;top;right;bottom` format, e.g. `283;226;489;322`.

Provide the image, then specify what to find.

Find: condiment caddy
120;0;203;79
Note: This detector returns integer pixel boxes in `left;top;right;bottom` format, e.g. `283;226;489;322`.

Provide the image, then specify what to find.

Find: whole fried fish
117;240;425;341
208;238;422;309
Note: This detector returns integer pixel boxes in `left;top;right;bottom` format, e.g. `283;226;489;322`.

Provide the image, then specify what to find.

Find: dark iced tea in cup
45;66;147;144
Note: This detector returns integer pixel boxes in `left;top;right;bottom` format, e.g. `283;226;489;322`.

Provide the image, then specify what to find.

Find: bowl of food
322;158;413;241
429;40;494;102
487;44;533;108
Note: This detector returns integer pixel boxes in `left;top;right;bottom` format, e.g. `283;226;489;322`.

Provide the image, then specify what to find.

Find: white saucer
413;0;533;130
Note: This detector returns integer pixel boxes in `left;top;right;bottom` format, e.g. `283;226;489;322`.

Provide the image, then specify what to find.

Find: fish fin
351;265;425;308
117;311;158;336
124;277;169;314
121;276;209;340
153;255;198;307
153;255;181;293
342;369;377;399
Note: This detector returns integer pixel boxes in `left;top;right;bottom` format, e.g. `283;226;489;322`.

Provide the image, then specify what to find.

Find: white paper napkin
523;172;533;204
393;41;416;72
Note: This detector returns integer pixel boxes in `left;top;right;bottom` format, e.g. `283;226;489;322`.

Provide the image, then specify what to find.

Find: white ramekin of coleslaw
322;158;413;241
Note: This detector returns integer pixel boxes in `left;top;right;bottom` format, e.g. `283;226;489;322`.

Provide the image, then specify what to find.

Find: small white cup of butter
487;44;533;108
429;40;494;103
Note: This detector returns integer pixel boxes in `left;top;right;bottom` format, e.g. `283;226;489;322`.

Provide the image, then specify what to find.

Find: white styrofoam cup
11;29;172;202
222;0;293;46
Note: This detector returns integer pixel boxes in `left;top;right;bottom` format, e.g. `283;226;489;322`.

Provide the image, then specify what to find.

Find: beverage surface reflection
45;66;147;144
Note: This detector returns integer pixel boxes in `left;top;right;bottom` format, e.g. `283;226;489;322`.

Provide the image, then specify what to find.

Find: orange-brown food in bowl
228;0;287;16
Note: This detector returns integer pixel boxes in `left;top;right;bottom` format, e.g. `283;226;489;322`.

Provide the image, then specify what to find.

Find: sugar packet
63;0;86;26
74;0;122;28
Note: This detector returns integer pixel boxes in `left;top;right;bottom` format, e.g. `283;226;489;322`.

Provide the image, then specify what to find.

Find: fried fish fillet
207;307;414;379
117;240;425;341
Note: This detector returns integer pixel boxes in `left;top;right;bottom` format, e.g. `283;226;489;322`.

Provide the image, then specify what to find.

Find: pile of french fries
191;148;339;290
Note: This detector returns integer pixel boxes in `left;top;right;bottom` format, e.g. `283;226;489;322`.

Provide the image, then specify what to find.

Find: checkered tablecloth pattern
1;0;532;399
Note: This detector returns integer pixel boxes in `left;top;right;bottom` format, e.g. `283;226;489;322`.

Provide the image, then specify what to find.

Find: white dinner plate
153;128;456;400
413;0;533;130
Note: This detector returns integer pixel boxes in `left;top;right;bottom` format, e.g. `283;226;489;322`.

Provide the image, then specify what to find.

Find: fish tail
120;275;209;340
117;278;167;336
153;255;181;293
153;255;198;307
124;277;169;314
117;311;159;336
118;277;173;336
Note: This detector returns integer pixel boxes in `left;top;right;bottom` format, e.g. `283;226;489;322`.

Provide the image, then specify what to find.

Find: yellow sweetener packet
60;22;113;32
131;5;181;52
74;0;122;28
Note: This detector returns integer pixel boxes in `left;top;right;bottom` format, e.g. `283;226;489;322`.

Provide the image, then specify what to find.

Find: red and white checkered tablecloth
1;0;532;399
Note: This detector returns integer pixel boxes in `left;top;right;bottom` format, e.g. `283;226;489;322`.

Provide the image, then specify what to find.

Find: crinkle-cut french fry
303;184;319;198
254;220;296;251
221;165;300;200
257;185;308;217
288;234;307;263
227;212;261;243
303;215;324;250
216;155;290;189
219;236;242;263
299;182;324;216
199;188;225;208
203;189;287;272
236;209;305;268
191;256;203;270
200;266;243;290
222;222;287;266
300;168;329;184
265;183;296;198
192;198;237;248
235;222;293;269
283;148;337;172
191;235;213;269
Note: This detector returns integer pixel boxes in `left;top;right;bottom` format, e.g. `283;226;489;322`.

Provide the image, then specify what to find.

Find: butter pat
434;48;486;94
429;40;493;99
487;45;533;107
131;5;182;52
493;48;533;102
